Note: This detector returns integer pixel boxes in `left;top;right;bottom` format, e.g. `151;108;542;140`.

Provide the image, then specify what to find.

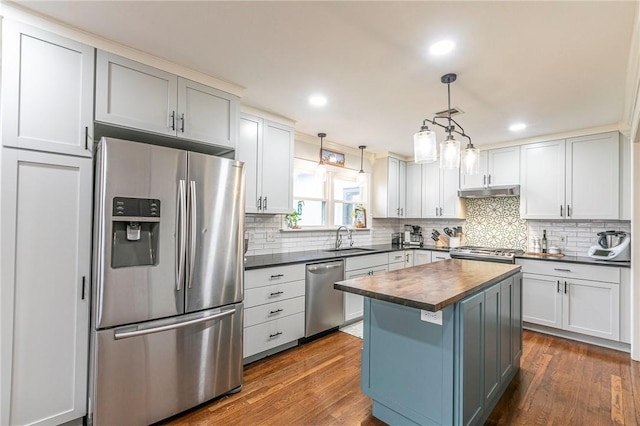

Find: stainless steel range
449;246;524;264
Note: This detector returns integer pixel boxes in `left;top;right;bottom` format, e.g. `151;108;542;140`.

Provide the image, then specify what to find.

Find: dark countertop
516;253;630;268
245;244;631;269
334;259;521;312
244;244;449;270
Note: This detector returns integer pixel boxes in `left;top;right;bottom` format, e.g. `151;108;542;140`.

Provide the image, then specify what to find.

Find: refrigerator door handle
113;308;236;340
188;180;197;289
176;180;187;291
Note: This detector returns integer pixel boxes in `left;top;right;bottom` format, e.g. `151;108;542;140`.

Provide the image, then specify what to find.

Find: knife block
436;235;449;248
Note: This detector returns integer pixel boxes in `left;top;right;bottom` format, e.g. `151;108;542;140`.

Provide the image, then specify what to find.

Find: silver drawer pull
269;309;283;315
270;274;284;279
269;291;284;297
269;332;283;339
554;268;571;272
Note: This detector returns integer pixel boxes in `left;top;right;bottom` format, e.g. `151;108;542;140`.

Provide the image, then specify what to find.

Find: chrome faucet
335;226;352;250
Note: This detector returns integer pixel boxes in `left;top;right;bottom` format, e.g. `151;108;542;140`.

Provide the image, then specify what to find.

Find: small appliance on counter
588;230;630;261
403;224;424;247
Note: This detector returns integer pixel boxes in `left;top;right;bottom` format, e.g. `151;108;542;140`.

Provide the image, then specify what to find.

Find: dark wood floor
166;330;640;425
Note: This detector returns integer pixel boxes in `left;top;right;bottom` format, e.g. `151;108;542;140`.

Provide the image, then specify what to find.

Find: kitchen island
335;259;522;426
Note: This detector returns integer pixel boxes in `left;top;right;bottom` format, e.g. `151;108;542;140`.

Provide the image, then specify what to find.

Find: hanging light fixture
316;132;327;181
414;73;479;172
357;145;367;184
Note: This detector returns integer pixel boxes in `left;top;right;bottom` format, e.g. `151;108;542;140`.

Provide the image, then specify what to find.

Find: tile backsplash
244;198;630;257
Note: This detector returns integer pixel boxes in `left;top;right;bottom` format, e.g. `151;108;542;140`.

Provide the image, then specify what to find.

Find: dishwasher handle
307;262;344;273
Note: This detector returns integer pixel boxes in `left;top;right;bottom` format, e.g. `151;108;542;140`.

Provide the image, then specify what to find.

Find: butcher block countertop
334;259;521;312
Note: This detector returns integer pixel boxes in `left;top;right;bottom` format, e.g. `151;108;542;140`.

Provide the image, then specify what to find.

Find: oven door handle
114;308;236;340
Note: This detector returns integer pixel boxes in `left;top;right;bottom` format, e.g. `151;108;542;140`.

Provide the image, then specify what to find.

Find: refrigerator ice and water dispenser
111;196;160;268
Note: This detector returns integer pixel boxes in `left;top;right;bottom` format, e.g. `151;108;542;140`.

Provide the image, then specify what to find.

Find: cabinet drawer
245;264;306;289
431;252;451;262
245;280;305;308
517;259;619;283
346;253;389;271
388;251;406;264
244;296;305;327
243;312;305;358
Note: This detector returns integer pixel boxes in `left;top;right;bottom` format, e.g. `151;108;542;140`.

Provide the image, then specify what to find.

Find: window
292;159;367;228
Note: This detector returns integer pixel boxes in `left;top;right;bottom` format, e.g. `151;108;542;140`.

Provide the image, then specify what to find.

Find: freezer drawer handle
269;332;283;339
113;308;236;340
269;291;284;297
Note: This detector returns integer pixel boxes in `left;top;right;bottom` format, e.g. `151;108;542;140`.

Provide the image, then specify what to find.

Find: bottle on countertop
542;230;548;253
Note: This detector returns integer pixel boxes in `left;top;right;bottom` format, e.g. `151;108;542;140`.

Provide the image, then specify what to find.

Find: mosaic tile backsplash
464;198;528;250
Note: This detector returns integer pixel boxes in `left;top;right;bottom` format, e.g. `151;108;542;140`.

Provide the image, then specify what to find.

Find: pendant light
316;132;327;181
414;73;479;173
357;145;367;184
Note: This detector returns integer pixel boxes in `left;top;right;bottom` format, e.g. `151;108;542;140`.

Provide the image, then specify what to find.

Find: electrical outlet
266;230;276;242
560;236;566;244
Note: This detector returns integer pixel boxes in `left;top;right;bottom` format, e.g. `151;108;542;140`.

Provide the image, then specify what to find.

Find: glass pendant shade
316;162;327;181
440;137;461;169
461;146;480;175
413;129;438;163
357;171;367;184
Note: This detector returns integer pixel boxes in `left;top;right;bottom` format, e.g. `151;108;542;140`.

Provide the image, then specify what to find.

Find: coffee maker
403;224;424;247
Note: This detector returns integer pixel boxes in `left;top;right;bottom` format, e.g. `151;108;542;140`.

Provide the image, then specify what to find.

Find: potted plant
284;210;301;229
351;204;366;229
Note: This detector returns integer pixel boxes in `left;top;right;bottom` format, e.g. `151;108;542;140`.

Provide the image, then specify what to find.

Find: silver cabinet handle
439;207;443;216
81;276;86;300
269;291;284;297
435;256;446;260
187;180;197;289
180;113;185;133
488;174;492;185
270;274;284;279
114;308;236;340
567;205;571;217
557;280;560;293
85;126;89;151
269;309;283;315
176;180;187;291
554;268;571;272
264;196;268;211
435;207;438;216
560;205;563;217
269;332;283;339
564;281;568;294
170;111;176;131
258;196;262;211
406;254;410;262
483;175;486;187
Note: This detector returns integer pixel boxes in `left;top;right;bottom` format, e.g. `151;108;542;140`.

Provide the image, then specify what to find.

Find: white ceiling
12;1;638;157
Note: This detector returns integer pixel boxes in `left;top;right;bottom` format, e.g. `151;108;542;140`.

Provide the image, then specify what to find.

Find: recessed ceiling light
509;123;526;132
429;40;455;56
309;95;327;107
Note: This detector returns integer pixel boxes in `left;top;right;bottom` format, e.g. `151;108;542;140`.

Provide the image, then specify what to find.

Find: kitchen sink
323;247;376;253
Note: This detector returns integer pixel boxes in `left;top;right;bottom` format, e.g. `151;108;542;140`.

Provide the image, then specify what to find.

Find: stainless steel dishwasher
305;260;345;338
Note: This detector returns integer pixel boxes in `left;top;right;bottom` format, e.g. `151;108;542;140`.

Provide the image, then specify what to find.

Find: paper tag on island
421;310;443;325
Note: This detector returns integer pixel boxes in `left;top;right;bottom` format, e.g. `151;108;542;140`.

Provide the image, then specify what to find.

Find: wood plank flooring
165;330;640;425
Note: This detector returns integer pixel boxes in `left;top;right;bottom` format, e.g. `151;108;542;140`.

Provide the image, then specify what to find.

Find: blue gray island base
360;273;522;426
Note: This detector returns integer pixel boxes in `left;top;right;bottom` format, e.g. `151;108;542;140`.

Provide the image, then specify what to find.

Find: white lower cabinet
413;251;433;266
388;250;413;271
518;259;621;341
344;254;389;323
243;265;305;360
1;148;92;425
431;252;451;262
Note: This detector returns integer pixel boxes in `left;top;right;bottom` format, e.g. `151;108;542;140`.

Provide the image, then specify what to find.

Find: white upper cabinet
96;51;238;149
520;132;619;220
237;114;293;214
421;162;465;219
460;147;519;189
405;162;422;218
373;157;407;218
1;21;95;157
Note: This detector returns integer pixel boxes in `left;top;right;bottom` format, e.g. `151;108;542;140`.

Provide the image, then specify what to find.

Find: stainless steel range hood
458;185;520;198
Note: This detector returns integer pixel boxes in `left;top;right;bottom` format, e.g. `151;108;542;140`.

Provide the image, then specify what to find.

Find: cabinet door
2;21;94;157
1;149;91;425
484;284;501;404
565;132;619;219
460;151;487;189
177;78;238;148
487;147;520;187
237;115;262;213
398;159;407;217
499;278;514;381
96;51;177;136
440;168;463;218
520;140;565;219
421;162;440;218
562;279;620;340
522;273;562;328
405;162;422;218
260;120;294;214
458;291;485;426
405;251;414;267
512;275;523;362
344;269;369;322
387;157;400;217
413;251;432;266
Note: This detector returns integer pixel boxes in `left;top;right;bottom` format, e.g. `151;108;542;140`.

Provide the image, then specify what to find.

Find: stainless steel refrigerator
89;137;245;425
